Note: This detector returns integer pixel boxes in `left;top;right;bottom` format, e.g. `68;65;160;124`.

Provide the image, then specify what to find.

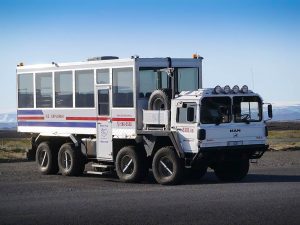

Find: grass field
268;130;300;151
0;138;30;161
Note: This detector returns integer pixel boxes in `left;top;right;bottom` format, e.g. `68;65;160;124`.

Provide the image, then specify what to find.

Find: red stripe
66;117;97;121
66;116;135;122
18;116;44;120
112;118;135;122
98;117;110;121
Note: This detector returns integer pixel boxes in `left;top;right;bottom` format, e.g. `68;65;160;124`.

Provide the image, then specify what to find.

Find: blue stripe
18;110;44;115
18;121;96;128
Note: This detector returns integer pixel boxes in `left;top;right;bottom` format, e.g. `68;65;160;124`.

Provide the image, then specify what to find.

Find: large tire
188;164;208;179
214;159;249;182
115;146;147;183
58;143;85;176
148;89;171;110
152;146;184;185
36;142;59;175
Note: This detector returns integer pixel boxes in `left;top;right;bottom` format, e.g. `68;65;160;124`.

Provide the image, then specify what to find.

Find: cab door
174;102;199;153
96;86;113;160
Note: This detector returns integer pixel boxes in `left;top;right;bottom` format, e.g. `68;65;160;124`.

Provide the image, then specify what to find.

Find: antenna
251;67;254;90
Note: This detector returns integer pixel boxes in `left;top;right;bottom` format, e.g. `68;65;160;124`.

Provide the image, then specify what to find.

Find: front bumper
199;144;269;159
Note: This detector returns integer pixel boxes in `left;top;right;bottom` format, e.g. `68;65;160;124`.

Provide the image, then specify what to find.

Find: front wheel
58;143;85;176
152;146;184;185
214;159;249;182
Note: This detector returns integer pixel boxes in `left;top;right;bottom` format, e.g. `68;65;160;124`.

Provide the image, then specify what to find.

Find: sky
0;0;299;113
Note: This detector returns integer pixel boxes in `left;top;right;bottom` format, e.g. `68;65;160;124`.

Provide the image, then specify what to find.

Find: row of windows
18;68;133;108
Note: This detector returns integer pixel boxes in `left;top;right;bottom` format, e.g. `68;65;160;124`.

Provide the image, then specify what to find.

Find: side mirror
187;107;195;122
268;104;273;118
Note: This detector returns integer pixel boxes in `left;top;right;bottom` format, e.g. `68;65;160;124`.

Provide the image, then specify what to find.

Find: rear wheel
152;146;183;185
58;143;85;176
115;146;146;183
214;159;249;182
36;142;58;175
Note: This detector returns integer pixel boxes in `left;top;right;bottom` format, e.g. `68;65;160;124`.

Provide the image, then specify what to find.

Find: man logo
233;133;238;138
230;129;241;133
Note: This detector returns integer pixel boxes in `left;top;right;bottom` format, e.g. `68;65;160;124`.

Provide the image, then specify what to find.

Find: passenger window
18;73;34;108
178;68;198;92
113;68;133;107
176;103;196;123
98;89;110;115
96;69;110;84
36;72;53;108
55;71;73;108
75;70;95;108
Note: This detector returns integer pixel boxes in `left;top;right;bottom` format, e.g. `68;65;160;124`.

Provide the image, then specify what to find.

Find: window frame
176;102;198;124
233;96;263;123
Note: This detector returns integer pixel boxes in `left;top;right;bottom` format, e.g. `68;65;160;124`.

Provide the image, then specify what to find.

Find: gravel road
0;151;300;225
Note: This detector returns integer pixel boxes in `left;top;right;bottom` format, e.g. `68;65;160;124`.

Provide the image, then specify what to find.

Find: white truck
17;55;272;184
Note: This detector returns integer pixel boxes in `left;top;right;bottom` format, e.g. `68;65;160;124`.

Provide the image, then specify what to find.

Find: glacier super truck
17;55;272;185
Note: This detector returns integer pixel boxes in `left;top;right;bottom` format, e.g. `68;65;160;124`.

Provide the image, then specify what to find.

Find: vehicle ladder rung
86;171;111;175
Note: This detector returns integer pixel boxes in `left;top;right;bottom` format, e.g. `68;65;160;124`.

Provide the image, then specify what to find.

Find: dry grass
0;138;31;161
268;130;300;151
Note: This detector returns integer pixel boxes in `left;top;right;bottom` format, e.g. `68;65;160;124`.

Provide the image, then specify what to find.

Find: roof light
232;85;239;94
223;85;231;94
192;53;199;59
241;85;248;93
214;85;222;94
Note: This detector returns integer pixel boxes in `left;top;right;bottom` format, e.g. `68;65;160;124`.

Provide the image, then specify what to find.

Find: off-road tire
36;142;59;175
152;146;184;185
58;143;85;176
148;89;171;110
214;159;249;182
115;146;147;183
188;164;208;179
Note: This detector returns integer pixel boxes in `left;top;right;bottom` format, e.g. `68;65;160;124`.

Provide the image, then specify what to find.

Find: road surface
0;151;300;225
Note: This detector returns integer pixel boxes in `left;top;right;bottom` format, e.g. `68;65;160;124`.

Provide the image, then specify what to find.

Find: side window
36;72;53;108
55;71;73;108
113;68;133;107
98;89;110;115
18;73;34;108
75;70;94;108
96;69;110;84
176;103;196;123
177;68;198;92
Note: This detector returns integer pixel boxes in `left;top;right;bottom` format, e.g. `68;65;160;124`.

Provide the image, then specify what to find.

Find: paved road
0;152;300;225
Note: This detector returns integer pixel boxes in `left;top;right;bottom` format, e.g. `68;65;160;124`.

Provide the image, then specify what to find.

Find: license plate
227;141;243;146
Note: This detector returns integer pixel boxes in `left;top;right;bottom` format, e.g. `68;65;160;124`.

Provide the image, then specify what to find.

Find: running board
86;171;111;175
91;164;114;169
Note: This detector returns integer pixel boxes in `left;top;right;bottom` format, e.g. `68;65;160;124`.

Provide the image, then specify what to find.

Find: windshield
200;97;231;124
233;96;262;122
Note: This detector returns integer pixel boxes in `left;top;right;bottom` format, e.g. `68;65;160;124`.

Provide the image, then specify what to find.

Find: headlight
223;85;230;94
241;85;248;93
232;85;239;93
214;85;222;94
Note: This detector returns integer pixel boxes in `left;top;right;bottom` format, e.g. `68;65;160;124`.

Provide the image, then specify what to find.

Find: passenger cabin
17;56;203;137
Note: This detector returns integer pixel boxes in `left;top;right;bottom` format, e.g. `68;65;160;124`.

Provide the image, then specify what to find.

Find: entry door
96;86;113;160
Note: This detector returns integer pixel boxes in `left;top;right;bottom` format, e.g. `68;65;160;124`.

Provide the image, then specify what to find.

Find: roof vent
87;56;119;61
